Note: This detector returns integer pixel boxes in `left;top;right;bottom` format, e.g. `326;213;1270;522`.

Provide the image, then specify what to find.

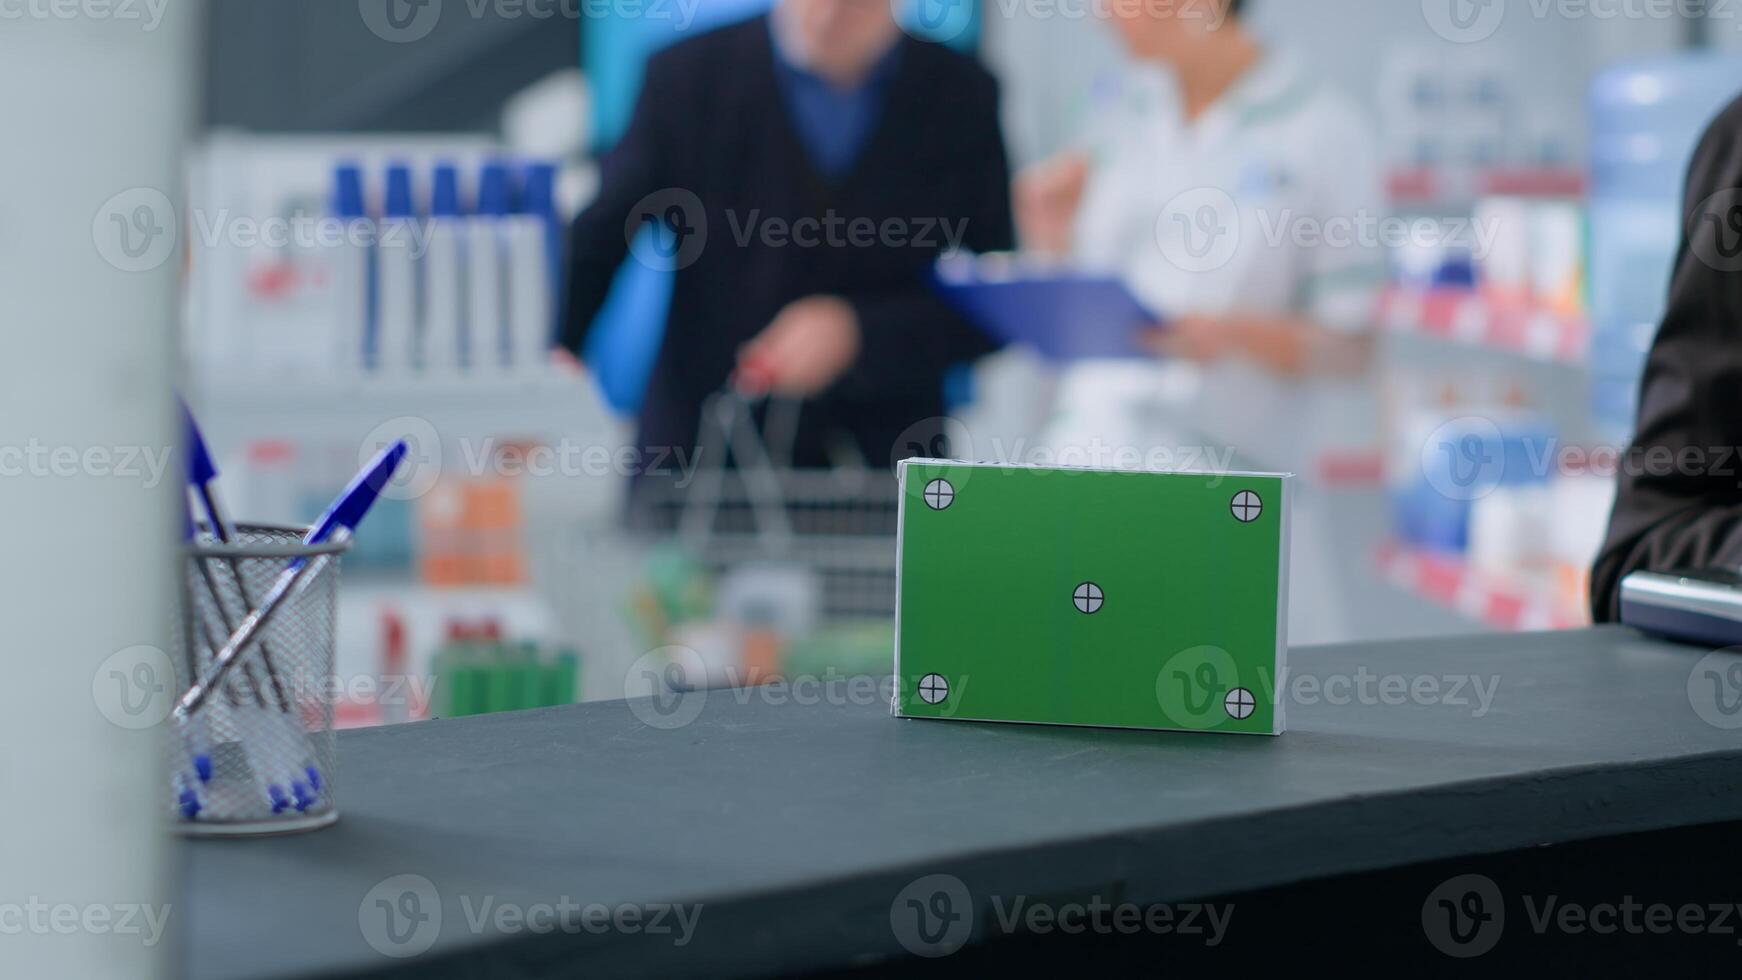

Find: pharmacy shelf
1378;287;1589;365
190;370;629;450
332;573;558;730
1387;167;1587;204
1375;541;1588;632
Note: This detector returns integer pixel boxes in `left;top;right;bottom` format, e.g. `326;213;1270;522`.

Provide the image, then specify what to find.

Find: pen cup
172;524;348;837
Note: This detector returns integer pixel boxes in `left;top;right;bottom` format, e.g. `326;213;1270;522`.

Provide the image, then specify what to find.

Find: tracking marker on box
893;459;1291;736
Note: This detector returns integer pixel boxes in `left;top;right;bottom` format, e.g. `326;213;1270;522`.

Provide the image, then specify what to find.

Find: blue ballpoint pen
183;403;324;811
178;433;285;818
175;495;209;819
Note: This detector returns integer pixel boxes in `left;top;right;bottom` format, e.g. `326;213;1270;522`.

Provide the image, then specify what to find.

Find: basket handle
679;390;798;555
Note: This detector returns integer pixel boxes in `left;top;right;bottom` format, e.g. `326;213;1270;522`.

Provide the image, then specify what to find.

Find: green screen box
893;460;1291;736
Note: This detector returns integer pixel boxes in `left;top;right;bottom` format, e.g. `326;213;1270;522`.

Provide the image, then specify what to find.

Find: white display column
0;2;199;978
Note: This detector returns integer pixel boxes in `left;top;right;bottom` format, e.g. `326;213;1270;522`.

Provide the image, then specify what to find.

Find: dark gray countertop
182;627;1742;979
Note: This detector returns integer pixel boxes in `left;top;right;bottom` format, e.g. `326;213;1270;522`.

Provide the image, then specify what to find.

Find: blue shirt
769;25;902;180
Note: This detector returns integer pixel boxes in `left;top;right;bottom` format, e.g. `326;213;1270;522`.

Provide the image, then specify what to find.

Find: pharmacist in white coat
1019;0;1384;460
1016;0;1388;641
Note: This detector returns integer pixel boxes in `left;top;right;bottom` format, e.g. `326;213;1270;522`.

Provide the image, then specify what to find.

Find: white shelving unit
1379;166;1603;632
190;368;624;449
1377;541;1589;632
1379;287;1589;366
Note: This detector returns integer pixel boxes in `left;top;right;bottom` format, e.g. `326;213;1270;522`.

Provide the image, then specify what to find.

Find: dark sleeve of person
1590;95;1742;621
837;70;1016;398
558;50;679;357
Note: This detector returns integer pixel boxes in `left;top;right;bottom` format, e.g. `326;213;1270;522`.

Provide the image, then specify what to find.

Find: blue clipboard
930;255;1161;362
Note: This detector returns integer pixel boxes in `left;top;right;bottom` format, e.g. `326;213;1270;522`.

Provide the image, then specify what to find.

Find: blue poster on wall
579;1;981;413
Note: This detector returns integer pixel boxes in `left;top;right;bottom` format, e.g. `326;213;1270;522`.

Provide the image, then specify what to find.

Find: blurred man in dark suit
561;0;1014;496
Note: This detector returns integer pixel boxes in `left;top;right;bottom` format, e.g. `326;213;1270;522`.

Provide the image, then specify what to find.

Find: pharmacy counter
183;627;1742;977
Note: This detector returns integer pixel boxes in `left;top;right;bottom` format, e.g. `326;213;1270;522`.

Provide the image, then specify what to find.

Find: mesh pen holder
172;524;347;837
